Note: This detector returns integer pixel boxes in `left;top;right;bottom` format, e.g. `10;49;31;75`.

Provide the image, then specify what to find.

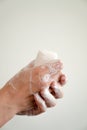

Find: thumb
34;60;63;86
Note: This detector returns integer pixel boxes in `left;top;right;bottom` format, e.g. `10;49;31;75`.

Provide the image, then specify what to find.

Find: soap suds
9;50;59;96
8;50;60;114
42;74;50;82
29;50;59;93
34;50;58;67
46;63;58;75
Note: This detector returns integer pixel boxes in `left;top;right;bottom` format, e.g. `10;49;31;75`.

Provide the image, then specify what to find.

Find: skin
0;60;66;127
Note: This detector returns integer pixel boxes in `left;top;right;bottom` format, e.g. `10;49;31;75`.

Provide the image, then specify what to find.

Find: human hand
5;60;64;115
17;60;66;116
17;73;66;116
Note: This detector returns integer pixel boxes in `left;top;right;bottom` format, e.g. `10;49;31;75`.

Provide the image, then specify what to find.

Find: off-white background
0;0;87;130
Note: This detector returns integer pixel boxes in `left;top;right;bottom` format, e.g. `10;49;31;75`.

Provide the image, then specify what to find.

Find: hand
17;73;66;116
17;60;66;116
0;59;66;127
5;59;64;114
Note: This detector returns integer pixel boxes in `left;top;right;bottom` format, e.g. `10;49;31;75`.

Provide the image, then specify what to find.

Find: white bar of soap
34;50;58;66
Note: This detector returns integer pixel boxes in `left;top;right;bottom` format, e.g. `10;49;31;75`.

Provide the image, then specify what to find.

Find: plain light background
0;0;87;130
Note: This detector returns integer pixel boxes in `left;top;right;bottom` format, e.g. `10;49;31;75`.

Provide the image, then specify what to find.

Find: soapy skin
0;51;66;127
16;50;66;116
17;60;66;116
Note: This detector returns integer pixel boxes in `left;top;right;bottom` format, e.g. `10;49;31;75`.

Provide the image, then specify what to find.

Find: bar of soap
34;50;58;66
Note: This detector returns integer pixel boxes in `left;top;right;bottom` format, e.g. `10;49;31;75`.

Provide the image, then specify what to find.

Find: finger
33;93;47;114
26;93;47;116
17;93;47;116
58;74;66;86
40;88;57;107
50;81;63;98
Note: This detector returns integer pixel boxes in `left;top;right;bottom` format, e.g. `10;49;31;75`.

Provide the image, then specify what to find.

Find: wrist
0;84;18;127
0;83;18;110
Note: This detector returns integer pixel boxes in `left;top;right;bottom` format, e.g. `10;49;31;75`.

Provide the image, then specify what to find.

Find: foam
34;50;58;83
34;50;58;67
